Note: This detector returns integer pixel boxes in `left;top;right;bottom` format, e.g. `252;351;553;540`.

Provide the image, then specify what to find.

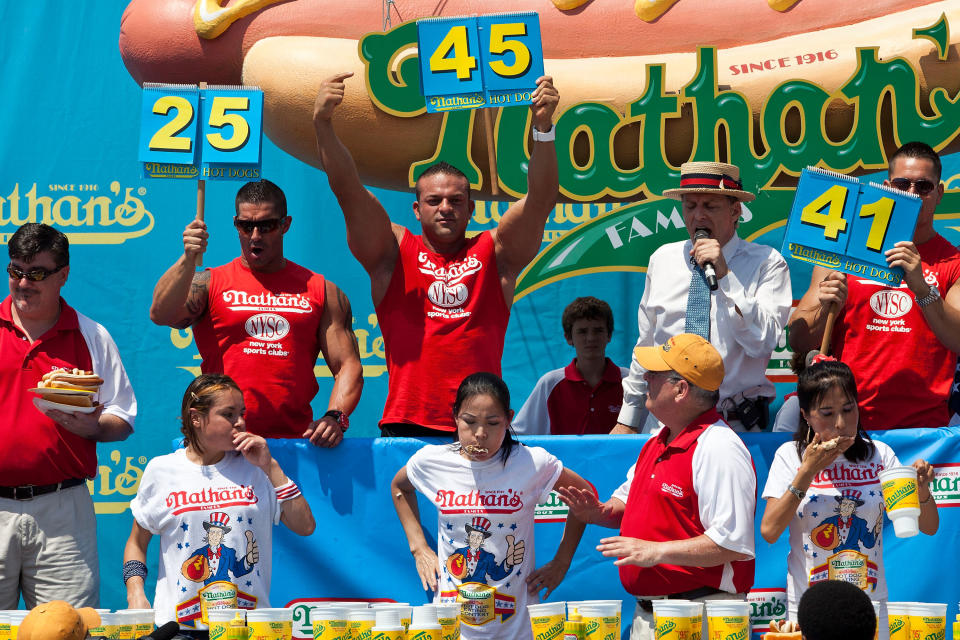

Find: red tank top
193;258;326;438
377;230;509;431
832;234;960;429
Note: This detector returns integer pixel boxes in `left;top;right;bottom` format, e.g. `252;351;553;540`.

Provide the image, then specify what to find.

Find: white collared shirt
618;234;792;430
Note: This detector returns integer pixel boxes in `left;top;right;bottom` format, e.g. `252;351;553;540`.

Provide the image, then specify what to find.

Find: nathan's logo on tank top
222;290;313;313
434;488;524;515
809;462;884;490
165;485;258;515
419;251;483;314
869;290;913;319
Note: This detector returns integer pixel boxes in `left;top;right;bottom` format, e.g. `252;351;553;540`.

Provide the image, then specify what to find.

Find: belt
0;478;86;501
637;586;725;612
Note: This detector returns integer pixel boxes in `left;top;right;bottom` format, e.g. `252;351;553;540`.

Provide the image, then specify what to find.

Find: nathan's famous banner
107;430;960;638
1;0;959;613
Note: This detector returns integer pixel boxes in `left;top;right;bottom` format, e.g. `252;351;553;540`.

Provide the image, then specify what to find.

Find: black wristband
123;559;148;584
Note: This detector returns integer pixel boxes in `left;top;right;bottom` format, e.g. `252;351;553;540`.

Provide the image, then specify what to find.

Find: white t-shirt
130;449;280;629
762;440;899;610
406;443;563;640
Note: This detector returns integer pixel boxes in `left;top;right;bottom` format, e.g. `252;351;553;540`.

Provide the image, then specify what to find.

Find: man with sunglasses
0;223;137;608
150;179;362;447
789;141;960;429
313;73;559;436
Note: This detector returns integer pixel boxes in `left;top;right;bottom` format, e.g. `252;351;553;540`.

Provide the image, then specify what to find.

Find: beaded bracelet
123;559;148;584
275;479;302;503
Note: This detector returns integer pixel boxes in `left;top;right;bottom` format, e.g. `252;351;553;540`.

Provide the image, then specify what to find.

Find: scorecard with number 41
782;167;921;286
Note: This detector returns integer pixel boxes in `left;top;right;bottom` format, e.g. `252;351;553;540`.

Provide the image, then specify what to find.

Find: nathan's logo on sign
358;19;960;296
747;589;787;639
0;182;154;245
87;449;146;515
930;464;960;506
869;290;912;319
434;488;523;514
534;490;568;523
244;313;290;341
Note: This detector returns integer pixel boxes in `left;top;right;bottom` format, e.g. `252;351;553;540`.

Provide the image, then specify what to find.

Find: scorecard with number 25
417;12;544;113
782;167;921;286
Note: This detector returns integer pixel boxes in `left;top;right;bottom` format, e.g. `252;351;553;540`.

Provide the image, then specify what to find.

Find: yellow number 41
430;25;477;81
801;184;849;240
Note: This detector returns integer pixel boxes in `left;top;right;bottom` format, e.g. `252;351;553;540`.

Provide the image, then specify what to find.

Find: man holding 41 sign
789;142;960;430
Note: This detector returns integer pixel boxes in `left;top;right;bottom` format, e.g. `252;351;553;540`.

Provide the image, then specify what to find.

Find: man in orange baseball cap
559;334;757;640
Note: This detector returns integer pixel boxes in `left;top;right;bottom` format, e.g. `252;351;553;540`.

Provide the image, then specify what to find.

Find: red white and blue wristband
275;479;302;503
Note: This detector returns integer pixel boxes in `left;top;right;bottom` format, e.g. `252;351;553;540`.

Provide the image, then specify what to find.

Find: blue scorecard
782;167;921;286
138;84;263;181
417;12;544;113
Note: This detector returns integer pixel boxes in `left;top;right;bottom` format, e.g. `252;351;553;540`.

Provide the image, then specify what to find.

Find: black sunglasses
233;216;284;235
890;177;937;196
7;263;66;282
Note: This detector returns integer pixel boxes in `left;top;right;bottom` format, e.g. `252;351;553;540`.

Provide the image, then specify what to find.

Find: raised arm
313;72;401;301
391;466;441;592
150;219;210;329
304;280;364;448
788;266;846;354
493;76;560;298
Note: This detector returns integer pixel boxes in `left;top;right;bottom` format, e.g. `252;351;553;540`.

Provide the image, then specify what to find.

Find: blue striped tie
685;263;711;339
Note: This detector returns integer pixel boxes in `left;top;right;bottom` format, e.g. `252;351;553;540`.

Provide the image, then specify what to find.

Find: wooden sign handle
483;108;500;196
195;82;208;268
819;302;837;356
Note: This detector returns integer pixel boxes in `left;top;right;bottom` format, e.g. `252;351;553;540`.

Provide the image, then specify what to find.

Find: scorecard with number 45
782;167;922;286
417;12;544;113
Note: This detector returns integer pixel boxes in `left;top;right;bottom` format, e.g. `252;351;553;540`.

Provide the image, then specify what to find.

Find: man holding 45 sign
789;142;960;430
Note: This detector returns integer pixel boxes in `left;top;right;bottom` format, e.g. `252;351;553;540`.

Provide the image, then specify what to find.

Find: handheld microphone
693;228;719;291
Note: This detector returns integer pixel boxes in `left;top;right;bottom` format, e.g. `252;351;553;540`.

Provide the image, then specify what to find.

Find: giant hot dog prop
119;0;960;197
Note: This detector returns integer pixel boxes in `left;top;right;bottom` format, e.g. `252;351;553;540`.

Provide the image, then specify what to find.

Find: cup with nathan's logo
705;601;750;640
908;603;947;640
580;602;622;640
247;609;292;640
527;602;566;640
434;603;461;640
209;609;248;640
887;602;912;640
652;601;703;640
878;466;921;538
310;607;348;640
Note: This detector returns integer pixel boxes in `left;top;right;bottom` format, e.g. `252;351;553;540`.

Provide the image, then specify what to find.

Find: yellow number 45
430;25;477;81
801;184;849;240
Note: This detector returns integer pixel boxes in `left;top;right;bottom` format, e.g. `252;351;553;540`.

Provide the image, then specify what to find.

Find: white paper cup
878;466;921;538
908;602;947;640
527;602;566;640
887;602;913;640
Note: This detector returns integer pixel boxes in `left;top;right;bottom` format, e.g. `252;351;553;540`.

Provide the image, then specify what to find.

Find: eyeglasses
7;263;66;282
646;370;684;384
233;217;284;235
889;177;937;196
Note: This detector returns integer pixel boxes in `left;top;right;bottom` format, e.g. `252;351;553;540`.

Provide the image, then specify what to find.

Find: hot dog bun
38;368;104;390
39;393;95;408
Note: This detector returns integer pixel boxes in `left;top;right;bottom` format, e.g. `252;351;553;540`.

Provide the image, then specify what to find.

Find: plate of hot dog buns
30;368;104;413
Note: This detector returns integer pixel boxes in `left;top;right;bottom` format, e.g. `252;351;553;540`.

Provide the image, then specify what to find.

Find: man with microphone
613;161;791;433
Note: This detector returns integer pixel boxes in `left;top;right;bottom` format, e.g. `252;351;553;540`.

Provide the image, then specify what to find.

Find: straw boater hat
662;161;756;202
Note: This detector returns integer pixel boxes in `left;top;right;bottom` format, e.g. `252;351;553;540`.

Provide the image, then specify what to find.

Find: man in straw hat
613;161;791;433
559;334;756;640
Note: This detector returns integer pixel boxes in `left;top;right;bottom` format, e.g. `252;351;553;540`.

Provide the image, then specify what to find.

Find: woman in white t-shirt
760;361;938;627
391;372;595;640
122;374;315;632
